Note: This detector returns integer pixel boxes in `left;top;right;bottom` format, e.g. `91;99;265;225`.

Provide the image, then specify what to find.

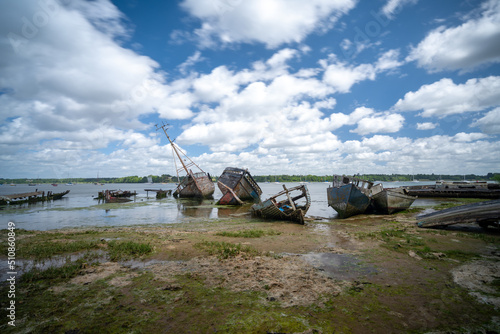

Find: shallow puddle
300;253;377;280
0;250;108;282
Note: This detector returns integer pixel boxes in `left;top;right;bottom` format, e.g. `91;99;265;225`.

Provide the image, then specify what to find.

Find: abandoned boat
251;184;311;224
156;123;214;198
327;175;380;219
0;190;70;205
217;167;262;205
403;181;500;199
97;189;136;203
417;199;500;229
372;187;417;214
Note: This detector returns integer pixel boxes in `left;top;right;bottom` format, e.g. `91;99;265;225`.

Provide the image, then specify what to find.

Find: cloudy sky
1;0;499;179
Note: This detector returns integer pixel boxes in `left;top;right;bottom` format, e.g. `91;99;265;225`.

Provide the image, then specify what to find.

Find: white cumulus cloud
393;76;500;117
407;0;500;72
179;0;357;48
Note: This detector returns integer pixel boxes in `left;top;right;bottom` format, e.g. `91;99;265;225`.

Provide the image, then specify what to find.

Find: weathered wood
417;199;500;228
251;185;310;224
327;175;377;219
372;188;417;214
217;167;262;205
2;191;44;200
404;182;500;199
0;190;70;205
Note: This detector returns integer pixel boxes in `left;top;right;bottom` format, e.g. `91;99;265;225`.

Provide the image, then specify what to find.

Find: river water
0;181;437;231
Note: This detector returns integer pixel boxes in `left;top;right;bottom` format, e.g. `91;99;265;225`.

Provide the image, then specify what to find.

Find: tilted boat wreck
157;123;214;199
251;184;311;224
217;167;262;205
372;187;417;214
327;175;380;219
417;199;500;229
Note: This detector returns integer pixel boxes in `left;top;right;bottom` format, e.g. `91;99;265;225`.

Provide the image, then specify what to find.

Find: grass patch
107;240;153;261
195;240;260;259
21;261;84;283
215;229;281;238
17;240;101;259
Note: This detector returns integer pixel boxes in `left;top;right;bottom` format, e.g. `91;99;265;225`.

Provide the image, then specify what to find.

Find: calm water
0;181;437;231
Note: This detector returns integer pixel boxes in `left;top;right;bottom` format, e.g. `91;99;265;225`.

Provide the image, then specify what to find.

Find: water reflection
176;198;214;218
0;182;449;231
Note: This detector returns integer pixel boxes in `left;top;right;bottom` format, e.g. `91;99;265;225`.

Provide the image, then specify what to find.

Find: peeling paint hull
217;167;262;205
173;172;214;199
372;188;417;214
327;183;371;219
251;184;310;224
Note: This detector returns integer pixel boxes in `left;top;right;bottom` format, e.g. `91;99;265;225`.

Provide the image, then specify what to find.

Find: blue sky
1;0;499;179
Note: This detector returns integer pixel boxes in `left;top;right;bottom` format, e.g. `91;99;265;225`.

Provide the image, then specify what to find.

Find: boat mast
156;123;189;174
156;122;207;181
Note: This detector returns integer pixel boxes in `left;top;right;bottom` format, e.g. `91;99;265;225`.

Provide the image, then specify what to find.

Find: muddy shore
1;203;499;333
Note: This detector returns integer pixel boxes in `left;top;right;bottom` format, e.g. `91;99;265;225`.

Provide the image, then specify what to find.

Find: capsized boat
372;187;417;214
156;123;214;198
217;167;262;205
327;175;380;219
417;199;500;228
251;184;311;224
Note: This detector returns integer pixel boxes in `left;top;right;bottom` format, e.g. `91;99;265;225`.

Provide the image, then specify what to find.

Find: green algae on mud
1;210;499;333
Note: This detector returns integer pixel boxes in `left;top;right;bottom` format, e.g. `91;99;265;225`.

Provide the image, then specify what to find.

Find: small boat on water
327;175;380;219
156;123;214;199
417;199;500;228
372;187;417;214
217;167;262;205
251;184;311;224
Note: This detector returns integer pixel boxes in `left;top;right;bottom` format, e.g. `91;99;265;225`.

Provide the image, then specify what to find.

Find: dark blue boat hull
327;184;371;218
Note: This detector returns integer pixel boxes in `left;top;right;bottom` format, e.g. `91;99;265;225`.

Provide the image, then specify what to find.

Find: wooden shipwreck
0;190;70;205
372;187;417;214
156;123;214;199
417;199;500;228
403;181;500;199
251;184;311;224
97;190;136;203
217;167;262;205
327;175;379;219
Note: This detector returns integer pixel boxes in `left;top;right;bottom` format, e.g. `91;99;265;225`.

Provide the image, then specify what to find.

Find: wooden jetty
0;190;70;205
417;199;500;228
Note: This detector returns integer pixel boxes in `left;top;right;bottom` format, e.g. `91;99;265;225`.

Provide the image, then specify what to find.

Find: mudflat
1;204;499;333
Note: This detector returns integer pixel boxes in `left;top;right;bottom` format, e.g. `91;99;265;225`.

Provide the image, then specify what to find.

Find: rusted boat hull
217;167;262;205
372;188;417;214
327;183;371;219
403;182;500;199
173;172;214;199
251;185;311;224
418;199;500;228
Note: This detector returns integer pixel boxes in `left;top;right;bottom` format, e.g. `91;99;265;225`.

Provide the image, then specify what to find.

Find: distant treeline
2;173;499;184
252;173;500;183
